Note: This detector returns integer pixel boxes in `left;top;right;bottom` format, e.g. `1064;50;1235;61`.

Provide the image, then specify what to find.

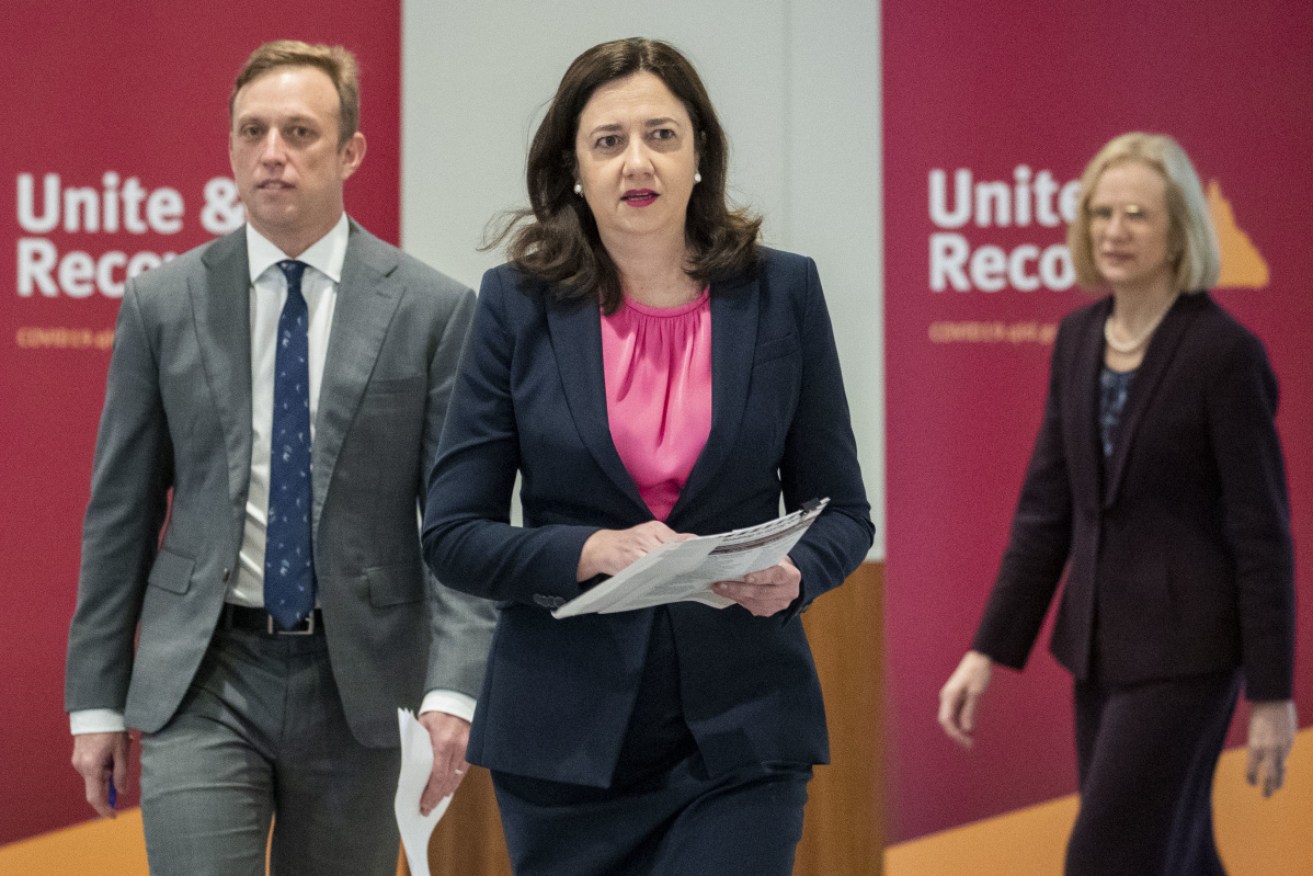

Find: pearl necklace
1103;295;1178;354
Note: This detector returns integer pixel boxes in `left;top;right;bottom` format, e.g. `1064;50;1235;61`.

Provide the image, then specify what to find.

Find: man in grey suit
65;40;495;875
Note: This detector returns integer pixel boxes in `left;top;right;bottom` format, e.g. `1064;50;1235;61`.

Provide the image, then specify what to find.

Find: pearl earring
693;172;702;184
573;183;583;196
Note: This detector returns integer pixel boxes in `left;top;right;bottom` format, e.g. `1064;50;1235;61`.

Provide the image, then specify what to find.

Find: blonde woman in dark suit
938;132;1296;875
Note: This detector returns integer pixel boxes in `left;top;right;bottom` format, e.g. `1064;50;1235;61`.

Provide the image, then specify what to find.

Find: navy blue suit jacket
973;292;1294;700
422;248;873;787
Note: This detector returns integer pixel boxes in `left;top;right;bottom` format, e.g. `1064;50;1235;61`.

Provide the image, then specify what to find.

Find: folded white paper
395;708;454;876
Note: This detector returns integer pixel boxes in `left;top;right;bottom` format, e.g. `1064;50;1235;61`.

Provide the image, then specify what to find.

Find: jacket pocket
147;549;195;594
753;332;800;367
369;374;424;396
365;563;425;607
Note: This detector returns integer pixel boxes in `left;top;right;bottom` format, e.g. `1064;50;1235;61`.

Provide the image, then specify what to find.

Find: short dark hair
492;37;760;312
230;40;360;146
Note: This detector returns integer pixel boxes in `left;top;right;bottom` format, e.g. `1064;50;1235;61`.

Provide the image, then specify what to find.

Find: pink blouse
600;289;712;520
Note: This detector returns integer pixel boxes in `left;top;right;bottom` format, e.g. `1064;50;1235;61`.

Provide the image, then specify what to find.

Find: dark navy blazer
973;292;1294;700
422;248;873;787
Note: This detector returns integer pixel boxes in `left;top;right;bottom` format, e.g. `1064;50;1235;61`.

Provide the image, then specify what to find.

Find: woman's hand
712;557;801;617
577;521;690;580
938;650;994;749
1246;699;1296;797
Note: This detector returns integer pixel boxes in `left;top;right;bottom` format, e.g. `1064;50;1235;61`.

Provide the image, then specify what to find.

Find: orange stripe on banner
0;809;148;875
885;795;1077;875
886;726;1313;876
1213;726;1313;874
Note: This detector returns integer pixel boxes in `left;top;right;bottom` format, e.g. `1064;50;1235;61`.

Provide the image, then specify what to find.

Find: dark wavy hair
490;38;761;312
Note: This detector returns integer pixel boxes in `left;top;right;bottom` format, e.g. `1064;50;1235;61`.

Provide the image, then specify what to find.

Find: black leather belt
221;604;324;636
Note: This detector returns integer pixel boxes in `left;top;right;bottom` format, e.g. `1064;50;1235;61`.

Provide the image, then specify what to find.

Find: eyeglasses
1087;204;1152;225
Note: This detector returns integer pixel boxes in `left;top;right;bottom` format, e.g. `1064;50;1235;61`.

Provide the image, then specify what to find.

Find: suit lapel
313;223;405;529
1065;299;1108;510
668;270;759;520
194;231;254;511
546;296;650;517
1101;294;1201;507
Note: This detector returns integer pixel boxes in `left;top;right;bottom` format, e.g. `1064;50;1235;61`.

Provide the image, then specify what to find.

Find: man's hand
71;731;131;818
418;711;472;815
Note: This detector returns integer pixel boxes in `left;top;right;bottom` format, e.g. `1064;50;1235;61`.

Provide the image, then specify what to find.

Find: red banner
884;0;1313;843
0;0;399;844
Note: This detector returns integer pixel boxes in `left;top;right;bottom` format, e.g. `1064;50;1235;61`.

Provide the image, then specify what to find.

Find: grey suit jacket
65;220;495;747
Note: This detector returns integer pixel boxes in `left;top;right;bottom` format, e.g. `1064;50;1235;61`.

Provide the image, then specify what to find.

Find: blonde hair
230;40;360;145
1067;132;1219;291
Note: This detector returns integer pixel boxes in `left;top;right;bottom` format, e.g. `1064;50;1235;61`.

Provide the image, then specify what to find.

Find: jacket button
222;568;231;582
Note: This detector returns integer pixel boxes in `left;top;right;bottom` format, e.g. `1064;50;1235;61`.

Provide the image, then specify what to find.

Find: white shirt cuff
419;689;476;724
70;709;126;735
71;693;477;733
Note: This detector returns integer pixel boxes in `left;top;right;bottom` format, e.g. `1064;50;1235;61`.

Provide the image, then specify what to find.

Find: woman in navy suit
422;38;872;876
938;132;1296;875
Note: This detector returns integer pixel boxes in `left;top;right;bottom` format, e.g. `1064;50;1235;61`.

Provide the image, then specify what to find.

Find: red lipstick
622;189;658;207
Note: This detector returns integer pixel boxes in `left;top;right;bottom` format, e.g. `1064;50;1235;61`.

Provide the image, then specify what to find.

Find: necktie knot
278;259;308;289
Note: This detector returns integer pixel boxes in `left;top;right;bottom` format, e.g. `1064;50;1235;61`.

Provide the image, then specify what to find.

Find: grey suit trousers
140;626;401;876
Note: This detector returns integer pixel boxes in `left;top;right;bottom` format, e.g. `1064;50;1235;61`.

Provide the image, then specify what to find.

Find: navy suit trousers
491;609;812;875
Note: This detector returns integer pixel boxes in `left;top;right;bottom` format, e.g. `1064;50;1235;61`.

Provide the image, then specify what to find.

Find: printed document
552;498;829;619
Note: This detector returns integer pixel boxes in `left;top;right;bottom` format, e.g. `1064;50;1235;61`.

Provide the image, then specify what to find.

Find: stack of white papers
552;499;829;619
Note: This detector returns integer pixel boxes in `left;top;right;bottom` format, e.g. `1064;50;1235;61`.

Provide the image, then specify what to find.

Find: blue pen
108;778;117;810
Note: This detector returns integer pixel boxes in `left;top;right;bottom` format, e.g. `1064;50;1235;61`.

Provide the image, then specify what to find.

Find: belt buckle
268;612;316;636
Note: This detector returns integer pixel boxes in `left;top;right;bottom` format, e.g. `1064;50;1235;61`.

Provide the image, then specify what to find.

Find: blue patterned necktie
264;259;316;630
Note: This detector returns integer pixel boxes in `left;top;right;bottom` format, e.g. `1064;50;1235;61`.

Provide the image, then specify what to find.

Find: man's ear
339;131;367;181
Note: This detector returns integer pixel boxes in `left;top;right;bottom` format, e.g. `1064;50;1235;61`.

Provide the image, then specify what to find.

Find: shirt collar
245;213;350;285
